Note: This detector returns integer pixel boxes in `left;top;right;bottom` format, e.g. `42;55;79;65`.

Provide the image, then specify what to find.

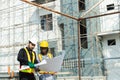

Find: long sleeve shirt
17;47;38;66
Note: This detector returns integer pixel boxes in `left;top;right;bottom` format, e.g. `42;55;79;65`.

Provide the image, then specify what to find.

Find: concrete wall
59;0;104;77
100;0;120;32
99;0;120;80
102;34;120;80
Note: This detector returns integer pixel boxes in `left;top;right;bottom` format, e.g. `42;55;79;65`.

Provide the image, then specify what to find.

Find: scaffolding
0;0;120;80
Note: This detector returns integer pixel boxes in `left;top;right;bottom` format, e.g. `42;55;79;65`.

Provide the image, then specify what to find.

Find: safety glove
28;61;35;68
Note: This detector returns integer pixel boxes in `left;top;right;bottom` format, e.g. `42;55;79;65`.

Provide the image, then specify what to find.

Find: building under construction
0;0;120;80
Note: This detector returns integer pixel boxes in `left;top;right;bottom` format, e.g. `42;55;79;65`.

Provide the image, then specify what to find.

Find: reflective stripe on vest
38;53;53;61
38;53;53;74
39;71;55;74
20;48;35;73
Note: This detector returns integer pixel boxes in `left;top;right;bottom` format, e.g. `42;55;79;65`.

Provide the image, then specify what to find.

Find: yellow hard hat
40;40;49;47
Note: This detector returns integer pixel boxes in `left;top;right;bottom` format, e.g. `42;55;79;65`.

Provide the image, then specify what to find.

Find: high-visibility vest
38;53;53;74
38;53;53;61
20;48;35;73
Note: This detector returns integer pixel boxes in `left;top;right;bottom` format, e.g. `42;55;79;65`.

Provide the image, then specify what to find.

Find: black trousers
19;71;36;80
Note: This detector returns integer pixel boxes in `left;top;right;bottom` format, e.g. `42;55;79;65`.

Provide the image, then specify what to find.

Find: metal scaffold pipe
20;1;120;80
21;0;78;21
80;0;105;17
77;21;82;80
78;11;120;20
21;0;120;21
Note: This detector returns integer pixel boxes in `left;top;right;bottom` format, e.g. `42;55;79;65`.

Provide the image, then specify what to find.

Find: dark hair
29;41;31;43
29;41;35;46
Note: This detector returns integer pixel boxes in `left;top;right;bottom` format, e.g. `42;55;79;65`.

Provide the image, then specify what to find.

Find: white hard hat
29;38;37;45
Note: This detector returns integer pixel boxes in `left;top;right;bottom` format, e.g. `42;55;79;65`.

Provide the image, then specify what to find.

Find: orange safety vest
38;53;54;74
20;48;35;73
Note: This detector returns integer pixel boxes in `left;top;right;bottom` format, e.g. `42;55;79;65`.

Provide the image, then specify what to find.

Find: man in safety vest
38;40;56;80
17;38;38;80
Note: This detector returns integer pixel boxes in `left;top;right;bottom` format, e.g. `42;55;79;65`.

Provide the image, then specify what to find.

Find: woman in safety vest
38;40;56;80
17;38;38;80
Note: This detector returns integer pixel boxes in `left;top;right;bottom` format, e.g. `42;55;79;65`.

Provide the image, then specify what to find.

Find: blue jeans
39;74;55;80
